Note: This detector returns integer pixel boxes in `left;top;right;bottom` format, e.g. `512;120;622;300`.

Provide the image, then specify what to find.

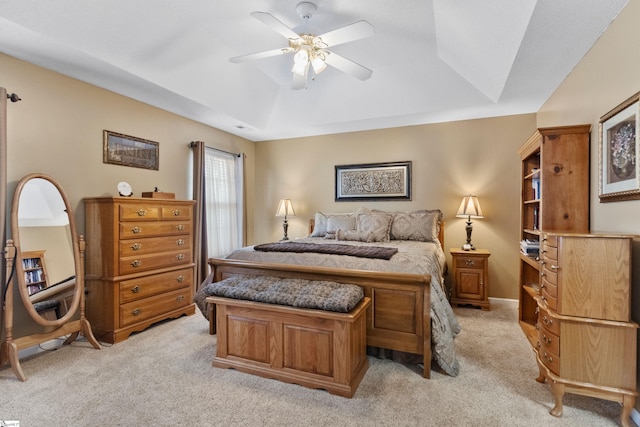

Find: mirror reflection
17;178;76;321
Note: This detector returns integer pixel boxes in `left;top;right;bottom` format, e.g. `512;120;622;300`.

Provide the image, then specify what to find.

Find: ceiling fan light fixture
311;55;327;74
292;50;309;76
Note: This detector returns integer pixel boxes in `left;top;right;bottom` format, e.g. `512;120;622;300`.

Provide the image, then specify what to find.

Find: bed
196;208;461;378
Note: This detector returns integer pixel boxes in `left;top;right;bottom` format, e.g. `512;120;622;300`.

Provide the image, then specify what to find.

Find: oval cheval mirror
1;173;100;381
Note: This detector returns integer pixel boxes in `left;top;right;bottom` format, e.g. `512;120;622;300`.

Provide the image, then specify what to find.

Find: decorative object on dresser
449;248;490;310
275;198;295;241
455;194;483;250
84;197;196;343
535;232;637;427
598;91;640;202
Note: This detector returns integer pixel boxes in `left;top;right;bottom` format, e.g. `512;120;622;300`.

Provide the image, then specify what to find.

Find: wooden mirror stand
0;173;100;381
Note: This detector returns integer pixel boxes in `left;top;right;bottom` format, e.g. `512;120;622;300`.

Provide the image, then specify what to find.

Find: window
204;148;244;258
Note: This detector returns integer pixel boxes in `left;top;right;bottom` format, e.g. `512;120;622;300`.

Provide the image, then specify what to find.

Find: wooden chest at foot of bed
207;296;371;398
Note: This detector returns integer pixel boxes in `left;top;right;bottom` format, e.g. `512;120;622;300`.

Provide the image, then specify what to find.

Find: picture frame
599;92;640;202
103;130;159;170
335;161;412;201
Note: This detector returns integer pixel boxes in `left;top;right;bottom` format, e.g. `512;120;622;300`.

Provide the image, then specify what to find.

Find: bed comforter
220;237;461;376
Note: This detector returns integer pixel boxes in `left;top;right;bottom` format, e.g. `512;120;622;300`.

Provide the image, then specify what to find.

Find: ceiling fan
230;2;375;90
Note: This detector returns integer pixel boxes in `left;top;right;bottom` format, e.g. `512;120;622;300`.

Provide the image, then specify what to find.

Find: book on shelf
520;239;540;256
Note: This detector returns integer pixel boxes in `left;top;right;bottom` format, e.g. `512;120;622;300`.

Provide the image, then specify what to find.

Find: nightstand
450;248;490;310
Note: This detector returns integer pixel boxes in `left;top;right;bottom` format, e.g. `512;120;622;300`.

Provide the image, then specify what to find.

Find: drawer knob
176;254;185;261
173;209;181;216
131;260;142;267
137;209;147;216
542;315;553;326
131;243;142;251
465;259;474;266
176;239;185;246
132;227;142;234
550;265;559;271
132;308;141;316
176;224;185;231
541;334;552;345
176;275;185;282
131;285;141;293
177;295;185;302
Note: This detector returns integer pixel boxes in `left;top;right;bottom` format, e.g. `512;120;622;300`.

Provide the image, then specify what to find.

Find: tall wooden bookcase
517;125;590;345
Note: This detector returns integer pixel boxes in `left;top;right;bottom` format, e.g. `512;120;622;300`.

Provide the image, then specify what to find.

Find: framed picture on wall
335;161;412;201
103;130;159;170
599;91;640;202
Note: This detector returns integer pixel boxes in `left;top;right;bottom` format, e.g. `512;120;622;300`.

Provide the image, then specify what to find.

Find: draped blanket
254;242;398;260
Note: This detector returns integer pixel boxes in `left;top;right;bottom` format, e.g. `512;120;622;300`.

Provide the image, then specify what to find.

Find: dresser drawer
538;305;560;335
542;234;558;248
161;206;192;221
119;250;192;275
538;325;560;356
454;256;486;270
120;288;191;327
539;348;560;375
119;235;192;257
120;204;161;221
541;290;557;311
542;245;557;260
541;278;557;298
119;221;191;239
119;267;194;304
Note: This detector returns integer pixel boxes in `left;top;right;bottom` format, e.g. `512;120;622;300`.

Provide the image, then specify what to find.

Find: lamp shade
456;195;484;219
275;199;295;217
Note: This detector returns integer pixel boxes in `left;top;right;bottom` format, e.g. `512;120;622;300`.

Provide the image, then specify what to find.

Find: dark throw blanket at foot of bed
253;242;398;260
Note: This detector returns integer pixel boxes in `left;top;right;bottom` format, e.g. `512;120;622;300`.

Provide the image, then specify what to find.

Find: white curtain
204;148;244;258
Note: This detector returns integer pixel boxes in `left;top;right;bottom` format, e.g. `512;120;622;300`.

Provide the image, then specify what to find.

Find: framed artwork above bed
335;161;412;201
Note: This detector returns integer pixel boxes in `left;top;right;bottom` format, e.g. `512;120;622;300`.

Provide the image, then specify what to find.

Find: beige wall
537;0;640;409
254;114;537;299
2;53;256;242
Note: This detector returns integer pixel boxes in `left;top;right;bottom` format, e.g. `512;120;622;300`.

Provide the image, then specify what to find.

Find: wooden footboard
207;258;432;378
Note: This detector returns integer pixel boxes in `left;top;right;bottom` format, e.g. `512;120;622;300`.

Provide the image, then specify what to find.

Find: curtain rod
188;141;240;157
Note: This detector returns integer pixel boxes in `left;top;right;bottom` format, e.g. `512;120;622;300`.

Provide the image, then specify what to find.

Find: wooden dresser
84;197;196;343
535;232;637;426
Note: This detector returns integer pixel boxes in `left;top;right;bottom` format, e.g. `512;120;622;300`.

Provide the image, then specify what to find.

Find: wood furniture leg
621;395;635;427
535;357;546;383
5;341;27;382
549;381;565;418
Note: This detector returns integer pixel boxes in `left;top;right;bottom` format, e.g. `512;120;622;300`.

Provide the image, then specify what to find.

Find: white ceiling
0;0;629;141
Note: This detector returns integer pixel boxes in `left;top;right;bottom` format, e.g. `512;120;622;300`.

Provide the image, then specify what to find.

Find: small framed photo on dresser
598;91;640;202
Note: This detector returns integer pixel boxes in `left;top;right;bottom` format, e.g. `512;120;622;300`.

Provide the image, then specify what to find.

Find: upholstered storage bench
204;275;370;397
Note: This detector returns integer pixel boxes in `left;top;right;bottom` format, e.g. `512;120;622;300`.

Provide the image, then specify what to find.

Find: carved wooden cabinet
518;125;591;345
84;197;196;343
535;232;637;427
450;248;490;310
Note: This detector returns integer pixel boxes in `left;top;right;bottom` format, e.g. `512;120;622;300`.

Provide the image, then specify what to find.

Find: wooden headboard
308;218;445;249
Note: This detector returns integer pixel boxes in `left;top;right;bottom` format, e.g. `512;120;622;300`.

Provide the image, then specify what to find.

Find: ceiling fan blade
323;52;373;81
251;11;300;40
316;20;375;47
230;48;291;63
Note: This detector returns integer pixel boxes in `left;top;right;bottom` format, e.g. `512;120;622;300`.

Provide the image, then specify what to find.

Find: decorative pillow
356;212;392;242
311;212;329;237
336;229;371;242
326;214;356;234
389;209;443;242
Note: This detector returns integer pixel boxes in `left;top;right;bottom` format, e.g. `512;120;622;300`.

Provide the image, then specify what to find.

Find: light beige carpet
0;300;630;426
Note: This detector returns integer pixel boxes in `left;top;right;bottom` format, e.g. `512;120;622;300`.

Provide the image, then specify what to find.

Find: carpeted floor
0;299;631;426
